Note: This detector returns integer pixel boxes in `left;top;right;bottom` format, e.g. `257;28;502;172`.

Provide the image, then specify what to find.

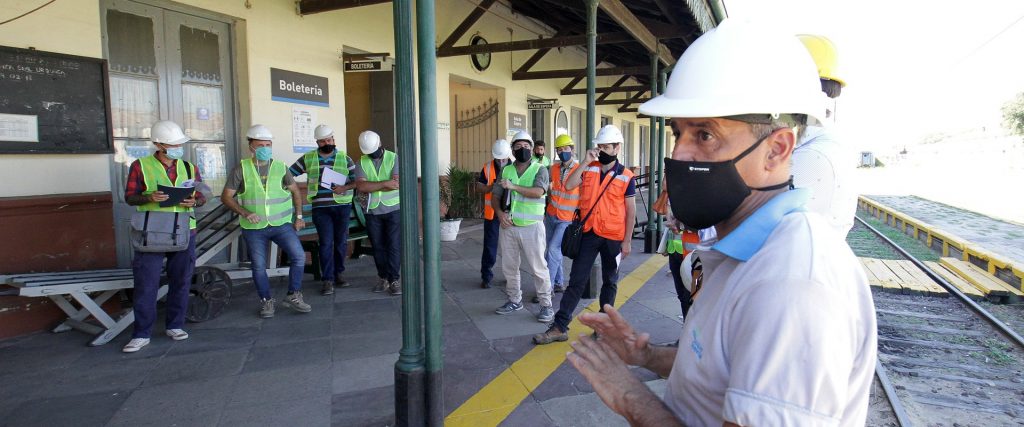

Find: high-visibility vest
501;162;545;226
546;160;580;221
667;229;701;255
360;150;400;210
579;162;635;241
533;156;551;167
237;159;293;230
303;150;352;204
137;155;198;230
481;159;506;220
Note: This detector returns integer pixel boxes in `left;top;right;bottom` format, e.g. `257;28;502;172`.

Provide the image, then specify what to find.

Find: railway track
856;216;1024;427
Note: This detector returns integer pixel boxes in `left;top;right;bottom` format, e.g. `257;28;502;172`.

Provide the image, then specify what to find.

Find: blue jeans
242;223;306;299
544;214;570;286
131;232;196;339
480;218;500;282
365;210;401;281
552;231;622;332
312;204;351;281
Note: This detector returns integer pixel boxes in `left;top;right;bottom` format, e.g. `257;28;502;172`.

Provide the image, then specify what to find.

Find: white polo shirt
792;126;858;237
663;188;877;426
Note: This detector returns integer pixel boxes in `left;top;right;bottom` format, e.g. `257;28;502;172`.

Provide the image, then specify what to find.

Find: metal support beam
393;0;425;425
438;0;497;51
644;52;657;253
655;70;667;237
563;84;646;95
298;0;391;15
597;0;675;66
513;66;647;80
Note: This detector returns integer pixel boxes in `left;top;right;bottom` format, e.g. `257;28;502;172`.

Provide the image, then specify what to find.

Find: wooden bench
295;202;371;281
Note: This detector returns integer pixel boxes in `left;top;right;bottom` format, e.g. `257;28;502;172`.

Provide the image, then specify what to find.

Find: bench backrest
296;202;368;239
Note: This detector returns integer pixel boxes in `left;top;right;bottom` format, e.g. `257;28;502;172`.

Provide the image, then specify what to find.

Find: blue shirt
712;188;811;261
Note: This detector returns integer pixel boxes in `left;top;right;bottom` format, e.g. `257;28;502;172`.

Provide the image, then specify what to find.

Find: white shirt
663;189;877;426
792;126;858;236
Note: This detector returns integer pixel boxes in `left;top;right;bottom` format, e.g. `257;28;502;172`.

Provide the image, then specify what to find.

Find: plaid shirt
124;158;206;204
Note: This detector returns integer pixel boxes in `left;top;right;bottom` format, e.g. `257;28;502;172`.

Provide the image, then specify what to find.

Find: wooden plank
858;258;883;288
513;66;650;81
925;261;985;301
860;258;904;293
940;257;1018;297
598;0;675;65
885;259;947;297
880;259;929;295
297;0;391;15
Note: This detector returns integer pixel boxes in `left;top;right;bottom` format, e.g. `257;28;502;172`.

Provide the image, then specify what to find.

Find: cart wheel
186;266;232;323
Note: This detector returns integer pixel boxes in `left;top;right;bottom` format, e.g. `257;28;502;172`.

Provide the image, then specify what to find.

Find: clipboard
157;184;196;207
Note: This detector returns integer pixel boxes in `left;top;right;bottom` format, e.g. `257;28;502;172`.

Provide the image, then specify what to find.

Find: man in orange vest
544;134;580;293
534;124;636;345
475;139;512;288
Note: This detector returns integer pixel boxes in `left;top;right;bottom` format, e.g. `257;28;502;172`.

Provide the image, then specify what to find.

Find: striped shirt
289;151;357;209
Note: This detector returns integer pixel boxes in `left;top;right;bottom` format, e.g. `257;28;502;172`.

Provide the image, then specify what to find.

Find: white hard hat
313;124;334;141
492;139;512;159
246;124;274;141
639;19;825;126
358;130;381;154
681;251;695;292
151;120;189;145
593;124;624;145
511;130;533;145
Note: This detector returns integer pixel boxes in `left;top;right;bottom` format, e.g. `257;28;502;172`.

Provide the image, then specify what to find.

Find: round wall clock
470;35;491;71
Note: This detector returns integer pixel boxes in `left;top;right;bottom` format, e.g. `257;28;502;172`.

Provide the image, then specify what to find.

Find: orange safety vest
546;161;581;221
579;162;635;241
482;159;503;220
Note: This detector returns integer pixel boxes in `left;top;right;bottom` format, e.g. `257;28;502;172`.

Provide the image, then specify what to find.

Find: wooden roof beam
598;0;675;66
597;76;630;103
438;0;497;51
562;84;647;95
298;0;391;15
438;32;635;57
513;66;648;80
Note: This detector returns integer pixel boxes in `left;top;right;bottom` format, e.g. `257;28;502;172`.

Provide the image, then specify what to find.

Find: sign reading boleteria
271;68;329;107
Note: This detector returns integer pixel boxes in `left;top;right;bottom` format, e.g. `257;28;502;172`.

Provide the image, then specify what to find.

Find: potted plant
440;164;475;241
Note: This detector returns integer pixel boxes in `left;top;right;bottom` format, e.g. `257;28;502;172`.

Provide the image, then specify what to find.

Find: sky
725;0;1024;153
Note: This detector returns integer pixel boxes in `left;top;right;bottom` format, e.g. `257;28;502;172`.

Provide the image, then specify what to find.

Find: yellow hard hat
554;134;573;148
798;34;845;87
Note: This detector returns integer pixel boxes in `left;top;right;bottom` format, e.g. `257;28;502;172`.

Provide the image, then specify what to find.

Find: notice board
0;45;113;154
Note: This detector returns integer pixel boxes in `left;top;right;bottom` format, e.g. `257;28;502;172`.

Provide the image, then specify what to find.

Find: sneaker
389;280;402;296
531;295;540;304
284;292;312;313
494;301;524;315
122;338;150;353
259;298;276;318
532;326;568;345
372;278;389;293
165;329;189;341
335;274;350;288
536;306;554;323
321;281;335;296
481;280;491;289
553;284;566;293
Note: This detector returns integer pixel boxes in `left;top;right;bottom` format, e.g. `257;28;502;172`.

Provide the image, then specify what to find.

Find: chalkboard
0;45;113;154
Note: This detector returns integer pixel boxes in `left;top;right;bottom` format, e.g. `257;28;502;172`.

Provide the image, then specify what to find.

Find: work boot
389;280;402;296
536;306;554;323
284;292;312;313
372;278;389;293
532;325;568;345
494;301;523;315
481;280;491;289
553;283;566;293
335;274;350;288
321;281;335;296
259;298;276;318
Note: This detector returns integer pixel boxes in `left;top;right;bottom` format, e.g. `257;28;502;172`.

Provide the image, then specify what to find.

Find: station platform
0;223;682;426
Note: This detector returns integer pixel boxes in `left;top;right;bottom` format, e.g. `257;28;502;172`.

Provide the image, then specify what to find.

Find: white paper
291;107;317;153
656;228;672;254
0;113;39;142
319;167;348;189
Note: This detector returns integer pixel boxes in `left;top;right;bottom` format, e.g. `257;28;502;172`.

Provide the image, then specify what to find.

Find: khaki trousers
499;222;553;306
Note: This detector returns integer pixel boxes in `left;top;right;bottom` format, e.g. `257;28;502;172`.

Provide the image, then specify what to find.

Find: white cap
246;124;274;141
151;120;189;145
593;124;624;145
638;19;825;126
492;139;512;159
313;124;334;141
510;130;533;145
358;130;381;154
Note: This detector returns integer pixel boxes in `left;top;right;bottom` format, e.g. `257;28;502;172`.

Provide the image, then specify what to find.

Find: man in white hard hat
221;125;311;318
288;124;359;296
491;130;555;323
534;124;636;345
564;21;877;427
122;120;206;353
475;139;512;288
353;130;402;295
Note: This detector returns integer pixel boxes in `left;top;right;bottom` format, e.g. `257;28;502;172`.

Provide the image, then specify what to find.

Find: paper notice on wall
0;113;39;142
292;107;317;153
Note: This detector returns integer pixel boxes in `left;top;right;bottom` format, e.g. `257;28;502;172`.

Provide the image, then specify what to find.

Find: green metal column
655;70;667;236
393;0;425;425
583;0;599;299
415;0;443;424
644;52;657;253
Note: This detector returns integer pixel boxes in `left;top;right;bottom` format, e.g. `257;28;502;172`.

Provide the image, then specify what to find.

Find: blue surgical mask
165;146;185;160
558;151;572;163
254;146;273;161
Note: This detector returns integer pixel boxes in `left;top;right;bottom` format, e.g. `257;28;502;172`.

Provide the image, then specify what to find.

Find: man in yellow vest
475;139;512;288
221;125;310;319
122;120;206;353
492;131;554;323
353;130;402;295
544;134;580;293
289;124;358;296
532;140;551;167
534;124;636;345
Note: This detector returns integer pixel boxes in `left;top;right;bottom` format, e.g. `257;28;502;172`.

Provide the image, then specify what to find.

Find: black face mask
318;144;335;154
514;147;532;163
664;133;790;230
598;150;617;165
369;147;384;159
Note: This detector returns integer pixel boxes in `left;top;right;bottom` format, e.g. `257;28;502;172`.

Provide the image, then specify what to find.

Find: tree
1000;92;1024;137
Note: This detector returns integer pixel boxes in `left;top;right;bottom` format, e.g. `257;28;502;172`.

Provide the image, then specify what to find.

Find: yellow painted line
445;255;669;427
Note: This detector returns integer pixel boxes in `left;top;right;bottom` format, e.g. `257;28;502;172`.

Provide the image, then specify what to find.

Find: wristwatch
296;214;304;220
